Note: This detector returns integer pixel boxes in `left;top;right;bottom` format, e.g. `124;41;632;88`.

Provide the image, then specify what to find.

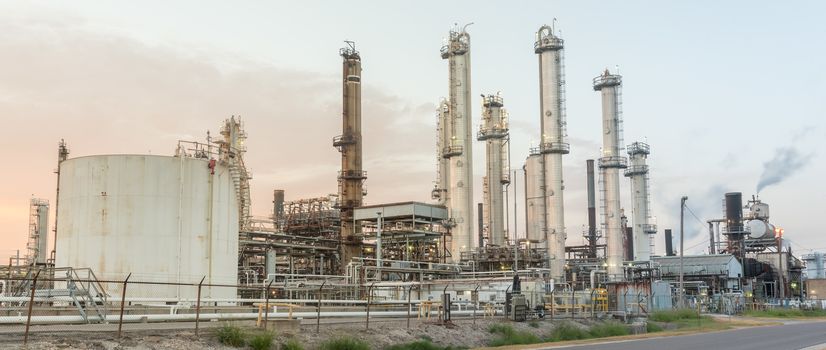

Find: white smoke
756;147;812;193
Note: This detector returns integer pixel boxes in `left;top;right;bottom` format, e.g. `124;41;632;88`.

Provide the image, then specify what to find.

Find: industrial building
3;21;819;328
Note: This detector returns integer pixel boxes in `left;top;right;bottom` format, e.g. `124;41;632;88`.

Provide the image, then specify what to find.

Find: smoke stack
586;159;597;258
273;189;285;227
335;41;366;270
665;229;674;256
625;227;634;261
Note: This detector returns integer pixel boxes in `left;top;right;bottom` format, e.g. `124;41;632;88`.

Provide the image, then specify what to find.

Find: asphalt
535;320;826;350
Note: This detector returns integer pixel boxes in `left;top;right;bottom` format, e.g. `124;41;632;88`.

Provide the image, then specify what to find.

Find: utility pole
679;196;687;308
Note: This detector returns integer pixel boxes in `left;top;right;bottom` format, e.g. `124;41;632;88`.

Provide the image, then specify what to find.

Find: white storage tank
55;154;239;300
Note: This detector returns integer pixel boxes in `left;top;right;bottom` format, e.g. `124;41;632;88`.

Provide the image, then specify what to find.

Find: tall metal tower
593;69;627;281
441;25;474;259
535;24;569;280
26;198;49;265
432;100;450;206
625;142;657;261
334;41;366;269
478;94;509;246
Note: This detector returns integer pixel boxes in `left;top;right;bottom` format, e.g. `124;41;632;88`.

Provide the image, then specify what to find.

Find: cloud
0;15;437;255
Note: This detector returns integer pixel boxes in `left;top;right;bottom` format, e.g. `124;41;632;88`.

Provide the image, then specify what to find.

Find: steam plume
756;147;811;193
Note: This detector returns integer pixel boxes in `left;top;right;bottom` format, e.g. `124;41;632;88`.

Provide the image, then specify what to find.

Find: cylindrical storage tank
725;192;744;234
55;155;239;300
524;154;546;242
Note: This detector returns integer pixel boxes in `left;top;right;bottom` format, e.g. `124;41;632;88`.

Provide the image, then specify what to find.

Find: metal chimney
334;41;366;269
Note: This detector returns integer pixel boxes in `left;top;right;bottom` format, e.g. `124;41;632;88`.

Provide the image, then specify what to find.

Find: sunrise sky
1;1;824;261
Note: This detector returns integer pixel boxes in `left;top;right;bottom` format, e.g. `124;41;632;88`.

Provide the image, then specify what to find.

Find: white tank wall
55;155;239;299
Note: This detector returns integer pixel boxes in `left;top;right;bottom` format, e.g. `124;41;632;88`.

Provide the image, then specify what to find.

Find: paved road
535;321;826;350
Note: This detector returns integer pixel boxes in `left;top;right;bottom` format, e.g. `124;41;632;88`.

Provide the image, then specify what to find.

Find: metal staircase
13;267;108;323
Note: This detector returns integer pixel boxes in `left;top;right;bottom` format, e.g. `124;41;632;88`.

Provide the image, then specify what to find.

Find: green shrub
385;340;469;350
528;320;540;328
646;321;664;333
487;323;541;346
547;322;591;342
282;339;304;350
214;324;245;347
320;337;370;350
588;322;629;338
248;332;274;350
650;309;700;322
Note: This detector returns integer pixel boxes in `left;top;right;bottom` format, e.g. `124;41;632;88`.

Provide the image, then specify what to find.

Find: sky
0;1;824;262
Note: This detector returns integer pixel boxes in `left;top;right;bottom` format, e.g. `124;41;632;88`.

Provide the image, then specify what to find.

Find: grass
385;340;467;350
546;322;591;342
248;332;274;350
487;323;541;346
282;339;304;350
319;337;370;350
646;321;664;333
214;324;245;347
649;309;701;322
587;322;630;338
743;309;826;318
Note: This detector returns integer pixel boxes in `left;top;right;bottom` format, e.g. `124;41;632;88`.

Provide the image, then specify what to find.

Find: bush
320;337;370;350
248;332;274;350
646;322;664;333
588;322;629;338
282;339;304;350
528;320;540;328
650;309;700;322
547;322;591;342
487;323;541;346
214;324;245;347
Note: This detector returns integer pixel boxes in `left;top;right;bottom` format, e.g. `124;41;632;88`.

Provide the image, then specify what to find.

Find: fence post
263;279;274;329
550;290;555;320
23;268;42;345
571;287;575;320
317;280;326;334
366;282;376;330
473;284;480;326
407;284;414;329
590;289;597;319
195;276;206;335
118;273;132;337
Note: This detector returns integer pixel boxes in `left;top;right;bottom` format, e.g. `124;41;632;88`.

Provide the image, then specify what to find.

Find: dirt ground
0;317;622;350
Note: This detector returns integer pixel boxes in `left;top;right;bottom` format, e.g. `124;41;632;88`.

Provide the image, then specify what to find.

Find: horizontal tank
55;155;239;299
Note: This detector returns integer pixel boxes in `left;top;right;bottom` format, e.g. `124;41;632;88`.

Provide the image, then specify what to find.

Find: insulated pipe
589;270;606;290
0;310;495;326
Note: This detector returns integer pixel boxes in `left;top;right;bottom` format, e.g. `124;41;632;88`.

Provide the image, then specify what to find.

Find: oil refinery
2;19;824;347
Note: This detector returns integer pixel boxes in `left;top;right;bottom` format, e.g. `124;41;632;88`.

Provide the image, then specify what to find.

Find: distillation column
535;25;569;280
441;25;475;259
334;42;366;270
478;94;509;246
593;69;627;281
432;100;451;206
624;142;656;261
